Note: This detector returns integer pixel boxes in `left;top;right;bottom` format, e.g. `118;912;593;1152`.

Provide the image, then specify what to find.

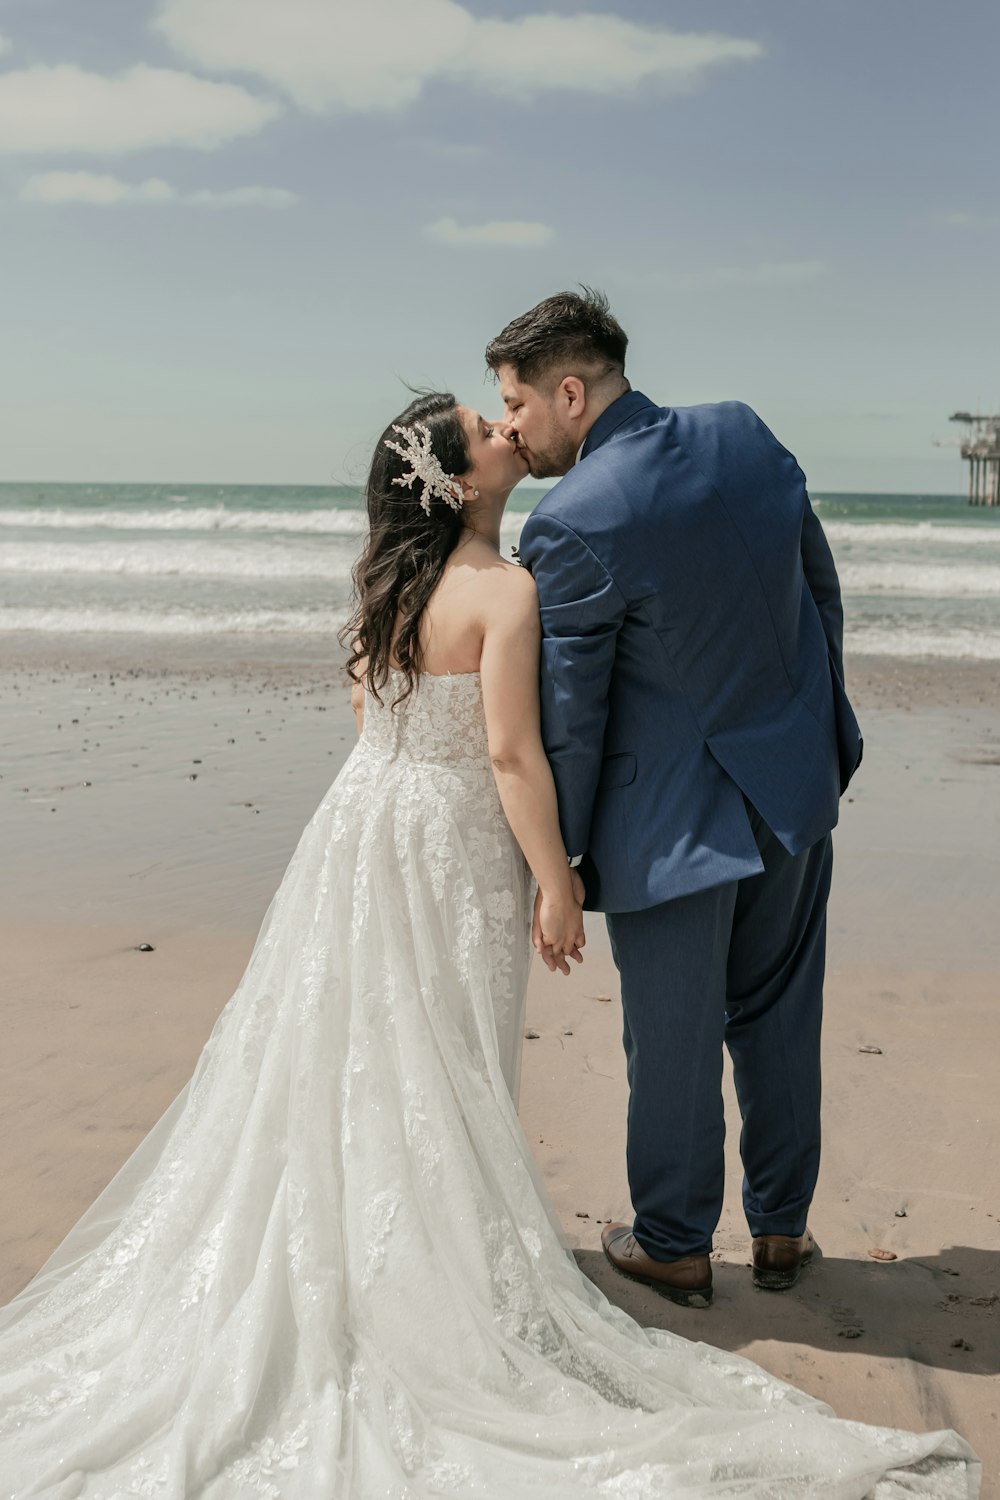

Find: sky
0;0;998;492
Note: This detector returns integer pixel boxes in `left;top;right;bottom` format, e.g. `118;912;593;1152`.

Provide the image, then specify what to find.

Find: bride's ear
460;477;481;503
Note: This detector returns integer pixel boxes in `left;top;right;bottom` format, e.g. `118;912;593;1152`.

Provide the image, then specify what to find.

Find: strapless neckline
386;667;481;682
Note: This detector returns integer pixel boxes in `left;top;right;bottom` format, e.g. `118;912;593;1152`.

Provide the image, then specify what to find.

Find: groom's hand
532;884;586;976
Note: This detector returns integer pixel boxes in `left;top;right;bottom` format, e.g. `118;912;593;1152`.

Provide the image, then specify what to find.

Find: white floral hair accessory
383;421;464;517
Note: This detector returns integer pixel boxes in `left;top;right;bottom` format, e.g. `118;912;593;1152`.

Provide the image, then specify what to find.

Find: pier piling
949;411;1000;505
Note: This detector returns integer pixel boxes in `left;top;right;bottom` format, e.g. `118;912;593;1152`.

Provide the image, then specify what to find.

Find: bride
0;393;977;1497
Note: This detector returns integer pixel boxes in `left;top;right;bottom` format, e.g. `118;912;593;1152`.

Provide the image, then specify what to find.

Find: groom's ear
557;375;587;419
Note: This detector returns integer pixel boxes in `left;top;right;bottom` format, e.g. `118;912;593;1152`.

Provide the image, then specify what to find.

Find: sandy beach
1;637;997;1490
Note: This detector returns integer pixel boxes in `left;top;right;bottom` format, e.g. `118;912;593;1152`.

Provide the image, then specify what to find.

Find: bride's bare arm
479;566;585;970
351;678;365;737
350;648;367;736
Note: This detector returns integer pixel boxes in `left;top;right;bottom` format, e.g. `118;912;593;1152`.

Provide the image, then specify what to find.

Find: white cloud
21;171;296;208
20;171;162;204
460;15;761;100
0;63;280;153
155;0;474;113
154;0;762;113
423;217;554;248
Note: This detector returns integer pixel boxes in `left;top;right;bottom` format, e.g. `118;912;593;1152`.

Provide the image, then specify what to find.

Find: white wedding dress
0;671;978;1499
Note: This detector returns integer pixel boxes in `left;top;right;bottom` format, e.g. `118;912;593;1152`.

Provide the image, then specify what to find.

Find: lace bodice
360;669;490;770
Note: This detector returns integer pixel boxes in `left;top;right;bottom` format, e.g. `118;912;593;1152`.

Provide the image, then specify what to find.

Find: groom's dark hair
485;286;628;389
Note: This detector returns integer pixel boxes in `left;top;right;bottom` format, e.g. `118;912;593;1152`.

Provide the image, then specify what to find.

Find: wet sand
1;637;998;1488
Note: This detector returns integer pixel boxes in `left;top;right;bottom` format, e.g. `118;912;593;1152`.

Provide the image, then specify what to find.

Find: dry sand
1;638;998;1488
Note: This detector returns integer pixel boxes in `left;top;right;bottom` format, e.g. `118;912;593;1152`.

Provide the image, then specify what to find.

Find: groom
486;289;862;1308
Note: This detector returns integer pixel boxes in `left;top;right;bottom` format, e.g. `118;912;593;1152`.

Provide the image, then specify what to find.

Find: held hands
532;869;587;976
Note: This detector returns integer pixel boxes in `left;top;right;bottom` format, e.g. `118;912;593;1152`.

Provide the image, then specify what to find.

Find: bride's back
402;535;521;678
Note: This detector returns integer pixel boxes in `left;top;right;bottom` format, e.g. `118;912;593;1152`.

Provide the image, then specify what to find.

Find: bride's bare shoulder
443;539;536;601
416;543;535;674
473;551;537;612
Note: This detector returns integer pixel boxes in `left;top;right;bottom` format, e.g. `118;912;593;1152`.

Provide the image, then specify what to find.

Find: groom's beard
520;418;578;479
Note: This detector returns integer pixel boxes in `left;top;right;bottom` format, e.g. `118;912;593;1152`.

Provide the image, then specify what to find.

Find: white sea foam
3;606;999;659
4;540;997;597
0;506;530;541
848;626;1000;660
0;540;355;580
2;508;996;550
823;520;1000;547
0;607;347;636
0;507;370;535
840;561;1000;597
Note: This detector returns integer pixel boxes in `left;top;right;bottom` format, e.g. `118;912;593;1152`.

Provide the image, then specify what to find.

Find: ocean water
1;483;998;660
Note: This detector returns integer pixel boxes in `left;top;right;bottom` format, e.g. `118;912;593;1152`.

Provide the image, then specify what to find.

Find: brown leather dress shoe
601;1222;713;1307
751;1228;816;1290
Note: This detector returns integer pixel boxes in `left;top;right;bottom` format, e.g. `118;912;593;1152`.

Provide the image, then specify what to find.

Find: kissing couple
0;291;977;1496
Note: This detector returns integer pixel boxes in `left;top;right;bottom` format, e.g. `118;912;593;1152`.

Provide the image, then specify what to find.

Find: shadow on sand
576;1241;1000;1378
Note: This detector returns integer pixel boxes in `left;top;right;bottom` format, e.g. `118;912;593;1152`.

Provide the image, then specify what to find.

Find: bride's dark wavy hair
340;391;471;707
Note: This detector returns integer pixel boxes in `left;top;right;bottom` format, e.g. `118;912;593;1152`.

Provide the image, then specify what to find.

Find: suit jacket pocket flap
599;752;637;789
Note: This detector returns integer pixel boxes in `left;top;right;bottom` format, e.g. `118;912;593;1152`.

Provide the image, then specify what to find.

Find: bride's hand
532;885;586;976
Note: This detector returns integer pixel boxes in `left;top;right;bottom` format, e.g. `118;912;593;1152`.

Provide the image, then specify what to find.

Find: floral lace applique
425;1457;475;1493
384;1380;427;1473
95;1219;154;1293
121;1452;170;1496
596;1464;674;1499
5;1364;100;1423
488;1226;554;1353
298;942;332;1024
403;1079;442;1182
519;1226;543;1262
222;1421;309;1499
178;1220;225;1310
361;1190;401;1288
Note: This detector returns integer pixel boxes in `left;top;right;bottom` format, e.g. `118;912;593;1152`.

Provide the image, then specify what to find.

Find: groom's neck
573;378;632;452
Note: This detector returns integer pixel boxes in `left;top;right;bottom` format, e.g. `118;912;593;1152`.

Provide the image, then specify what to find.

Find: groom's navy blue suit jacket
517;391;863;914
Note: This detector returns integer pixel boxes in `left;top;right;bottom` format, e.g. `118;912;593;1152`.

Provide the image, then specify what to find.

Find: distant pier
949;411;1000;506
